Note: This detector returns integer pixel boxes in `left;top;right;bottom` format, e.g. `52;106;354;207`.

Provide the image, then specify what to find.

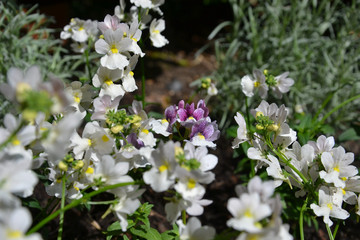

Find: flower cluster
232;100;360;228
164;99;220;148
241;69;294;99
227;176;293;239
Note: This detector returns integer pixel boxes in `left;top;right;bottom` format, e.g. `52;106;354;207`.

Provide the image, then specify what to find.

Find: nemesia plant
0;1;359;240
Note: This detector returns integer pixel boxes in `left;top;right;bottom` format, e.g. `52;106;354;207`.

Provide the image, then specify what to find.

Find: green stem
333;221;340;239
319;94;360;125
181;210;187;225
326;224;334;240
266;139;308;185
57;175;66;240
26;181;141;235
299;195;309;240
87;199;119;205
244;96;251;128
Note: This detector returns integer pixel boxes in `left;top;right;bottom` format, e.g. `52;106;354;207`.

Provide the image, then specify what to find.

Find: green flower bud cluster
263;69;277;87
175;147;201;171
106;109;142;137
19;89;53;122
58;154;84;172
255;111;279;132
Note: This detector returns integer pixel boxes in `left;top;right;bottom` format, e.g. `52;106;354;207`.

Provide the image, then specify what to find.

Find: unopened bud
58;161;68;171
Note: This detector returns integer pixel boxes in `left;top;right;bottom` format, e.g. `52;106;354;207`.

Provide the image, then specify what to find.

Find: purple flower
127;133;144;149
176;100;210;128
165;104;177;132
189;120;220;148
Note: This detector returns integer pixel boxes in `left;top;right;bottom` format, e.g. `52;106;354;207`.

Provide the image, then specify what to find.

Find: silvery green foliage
205;0;360;129
0;2;98;119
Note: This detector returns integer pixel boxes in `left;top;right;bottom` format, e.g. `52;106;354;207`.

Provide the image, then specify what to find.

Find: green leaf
226;125;238;138
161;224;179;240
339;128;360;142
130;225;162;240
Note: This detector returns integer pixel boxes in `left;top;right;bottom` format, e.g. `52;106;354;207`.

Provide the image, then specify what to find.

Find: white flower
319;146;357;188
310;186;349;226
240;176;276;202
70;121;114;161
241;75;255;97
92;155;133;187
272;72;294;99
232;112;248;149
92;66;125;100
143;141;178;192
184;142;218;172
91;95;121;121
308;135;335;155
253;69;269;99
111;193;141;231
61;18;98;42
227;192;272;233
122;55;139;92
130;0;165;13
0;146;37;198
0;66;42;103
149;118;170;136
177;217;215;240
149;19;169;48
95;29;134;70
206;82;217;96
0;113;36;147
0;207;42;240
42;113;82;164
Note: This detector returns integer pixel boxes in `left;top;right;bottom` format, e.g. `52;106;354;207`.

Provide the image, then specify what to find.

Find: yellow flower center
78;26;84;31
327;203;333;210
153;30;160;34
333;166;340;172
159;164;168;173
88;139;92;146
197;133;205;140
254;81;260;87
129;71;134;76
7;230;22;238
104;78;113;86
86;167;94;174
102;134;110;142
187;179;196;189
341;188;346;195
244;209;253;218
131;37;138;42
247;234;260;240
142;129;149;134
99;34;104;39
161;119;168;124
11;137;21;146
110;45;119;54
74;96;81;103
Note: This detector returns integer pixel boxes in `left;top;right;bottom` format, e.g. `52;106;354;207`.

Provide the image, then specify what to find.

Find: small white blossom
149;19;169;48
310;186;349;226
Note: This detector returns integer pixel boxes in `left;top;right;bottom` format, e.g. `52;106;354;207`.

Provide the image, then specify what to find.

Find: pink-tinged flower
189;120;220;148
98;14;123;34
164;104;177;131
91;95;121;121
177;100;209;122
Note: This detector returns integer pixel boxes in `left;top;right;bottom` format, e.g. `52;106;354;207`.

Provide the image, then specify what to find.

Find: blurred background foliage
204;0;360;136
